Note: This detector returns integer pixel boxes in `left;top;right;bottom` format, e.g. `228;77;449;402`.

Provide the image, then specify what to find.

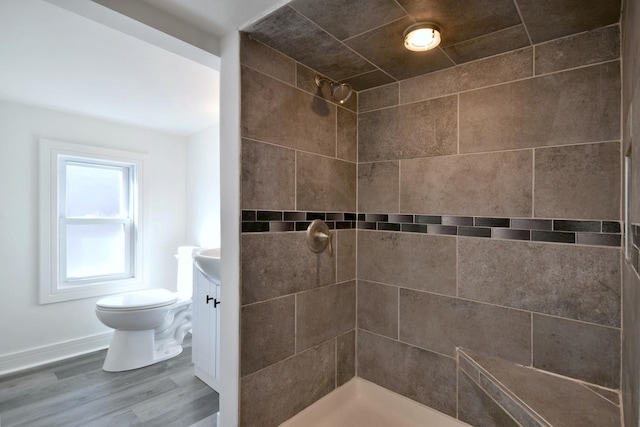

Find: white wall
219;30;241;427
0;99;188;372
186;125;221;249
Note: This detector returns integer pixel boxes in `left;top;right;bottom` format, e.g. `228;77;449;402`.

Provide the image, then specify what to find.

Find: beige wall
622;0;640;424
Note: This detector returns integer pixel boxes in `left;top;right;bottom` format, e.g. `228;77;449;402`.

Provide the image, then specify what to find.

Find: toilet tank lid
96;289;177;309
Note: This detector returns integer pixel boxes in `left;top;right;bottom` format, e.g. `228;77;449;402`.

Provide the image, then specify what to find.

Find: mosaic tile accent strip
241;210;622;248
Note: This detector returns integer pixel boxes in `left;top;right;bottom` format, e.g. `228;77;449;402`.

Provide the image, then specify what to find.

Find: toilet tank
176;246;198;299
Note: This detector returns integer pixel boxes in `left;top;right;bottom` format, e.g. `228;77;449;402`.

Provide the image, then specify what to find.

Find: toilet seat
96;289;178;311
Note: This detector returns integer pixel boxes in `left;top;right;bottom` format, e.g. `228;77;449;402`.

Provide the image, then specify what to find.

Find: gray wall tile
241;296;295;376
458;238;621;327
296;152;356;212
240;341;335;427
336;230;356;282
535;25;620;75
400;151;533;217
516;0;620;44
444;24;530;64
241;139;295;210
357;330;457;417
358;161;399;213
459;62;621;153
358;280;398;339
458;371;520;427
296;281;356;352
400;48;533;104
534;142;621;220
358;83;398;112
249;6;376;80
533;314;621;388
337;330;355;387
337;108;357;162
241;232;336;304
241;66;337;157
240;33;296;84
358;95;457;162
290;0;406;42
400;289;531;365
623;262;640;427
358;230;457;295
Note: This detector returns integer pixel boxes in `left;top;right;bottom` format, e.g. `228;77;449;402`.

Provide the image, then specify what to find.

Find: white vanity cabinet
192;268;220;392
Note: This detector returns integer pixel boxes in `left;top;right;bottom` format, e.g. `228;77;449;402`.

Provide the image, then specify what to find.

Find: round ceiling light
403;23;442;51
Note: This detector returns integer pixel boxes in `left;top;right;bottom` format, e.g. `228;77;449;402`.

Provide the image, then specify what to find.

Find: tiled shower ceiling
246;0;621;91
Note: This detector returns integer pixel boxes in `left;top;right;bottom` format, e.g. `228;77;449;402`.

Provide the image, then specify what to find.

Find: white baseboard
0;332;113;376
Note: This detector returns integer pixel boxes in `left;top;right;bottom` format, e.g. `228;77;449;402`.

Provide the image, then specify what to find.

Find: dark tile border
241;210;622;248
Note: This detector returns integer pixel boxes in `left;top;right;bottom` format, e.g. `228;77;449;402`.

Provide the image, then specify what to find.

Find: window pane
65;223;127;279
66;163;127;217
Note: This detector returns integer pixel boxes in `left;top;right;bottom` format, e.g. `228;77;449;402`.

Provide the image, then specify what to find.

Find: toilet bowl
95;246;197;372
96;288;192;372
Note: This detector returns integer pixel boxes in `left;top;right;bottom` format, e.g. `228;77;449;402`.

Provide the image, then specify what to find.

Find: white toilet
95;247;195;372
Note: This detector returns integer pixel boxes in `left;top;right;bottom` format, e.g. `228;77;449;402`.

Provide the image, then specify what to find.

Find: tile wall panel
458;238;621;327
241;232;336;305
336;230;356;282
336;330;356;387
357;330;457;417
358;95;457;162
357;230;456;295
534;25;620;75
241;296;295;376
357;280;398;339
399;289;531;365
400;47;533;104
459;62;620;153
400;150;533;217
534;142;621;220
240;341;335;427
533;314;621;388
241;66;337;157
296;151;356;212
358;161;399;213
240;33;296;84
241;139;295;210
296;281;356;352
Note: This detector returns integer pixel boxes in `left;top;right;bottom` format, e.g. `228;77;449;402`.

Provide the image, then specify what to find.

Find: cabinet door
192;268;220;391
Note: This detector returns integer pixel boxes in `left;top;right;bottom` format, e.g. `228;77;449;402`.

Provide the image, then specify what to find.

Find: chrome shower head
314;75;353;105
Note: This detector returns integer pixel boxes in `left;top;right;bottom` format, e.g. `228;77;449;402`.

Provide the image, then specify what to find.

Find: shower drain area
458;349;621;427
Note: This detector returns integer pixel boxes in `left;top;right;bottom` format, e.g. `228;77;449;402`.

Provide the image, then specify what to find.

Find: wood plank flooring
0;335;219;427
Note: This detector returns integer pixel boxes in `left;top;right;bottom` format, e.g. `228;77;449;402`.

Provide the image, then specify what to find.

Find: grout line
512;0;533;45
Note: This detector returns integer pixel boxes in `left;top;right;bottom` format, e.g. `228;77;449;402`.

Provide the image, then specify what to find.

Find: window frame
39;138;147;304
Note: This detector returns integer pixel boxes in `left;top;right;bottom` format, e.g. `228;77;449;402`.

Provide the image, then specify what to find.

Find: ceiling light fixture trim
403;22;442;51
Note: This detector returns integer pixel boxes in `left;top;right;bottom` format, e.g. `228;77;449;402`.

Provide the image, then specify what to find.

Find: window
39;139;147;304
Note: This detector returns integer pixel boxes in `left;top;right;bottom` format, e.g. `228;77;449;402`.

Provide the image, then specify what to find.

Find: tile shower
238;22;624;427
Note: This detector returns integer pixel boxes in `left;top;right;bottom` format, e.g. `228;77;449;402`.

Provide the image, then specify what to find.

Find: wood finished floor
0;335;219;427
